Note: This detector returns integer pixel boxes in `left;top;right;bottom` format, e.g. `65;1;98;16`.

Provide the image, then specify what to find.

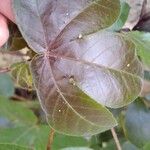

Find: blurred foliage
0;73;14;97
0;0;150;149
124;99;150;148
0;144;31;150
125;31;150;66
11;62;33;90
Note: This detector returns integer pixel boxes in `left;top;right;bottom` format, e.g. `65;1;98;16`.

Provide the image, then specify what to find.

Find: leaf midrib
44;52;142;81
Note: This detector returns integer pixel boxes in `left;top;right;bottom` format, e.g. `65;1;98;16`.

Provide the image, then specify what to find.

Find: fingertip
0;14;9;47
0;0;15;22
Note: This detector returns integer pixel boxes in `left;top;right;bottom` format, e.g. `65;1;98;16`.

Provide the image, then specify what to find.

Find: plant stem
11;94;27;101
47;128;55;150
111;128;122;150
0;67;10;73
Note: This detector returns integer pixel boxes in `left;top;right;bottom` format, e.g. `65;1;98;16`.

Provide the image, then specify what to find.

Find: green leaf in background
61;148;93;150
143;142;150;150
125;31;150;66
122;141;139;150
0;97;91;149
144;70;150;81
0;123;91;150
134;12;150;32
52;134;89;150
0;125;49;150
0;74;14;97
0;144;31;150
108;1;130;31
124;99;150;148
7;36;27;52
11;62;33;90
0;96;37;126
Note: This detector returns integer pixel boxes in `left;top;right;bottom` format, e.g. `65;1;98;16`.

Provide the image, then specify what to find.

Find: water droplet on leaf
69;76;76;86
78;34;83;39
127;64;130;67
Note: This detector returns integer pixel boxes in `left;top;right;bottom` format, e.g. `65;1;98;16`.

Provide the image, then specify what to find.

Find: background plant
0;0;150;149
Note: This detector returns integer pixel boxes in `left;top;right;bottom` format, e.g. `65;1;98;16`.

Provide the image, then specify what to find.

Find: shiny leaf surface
13;0;143;136
13;0;120;53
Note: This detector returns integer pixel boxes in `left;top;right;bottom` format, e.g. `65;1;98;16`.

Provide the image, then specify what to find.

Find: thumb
0;0;15;22
0;14;9;47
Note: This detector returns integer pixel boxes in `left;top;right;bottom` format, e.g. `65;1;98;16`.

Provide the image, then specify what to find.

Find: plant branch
0;67;10;73
47;128;55;150
111;128;122;150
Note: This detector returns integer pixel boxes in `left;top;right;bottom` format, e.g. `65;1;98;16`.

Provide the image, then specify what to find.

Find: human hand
0;0;15;47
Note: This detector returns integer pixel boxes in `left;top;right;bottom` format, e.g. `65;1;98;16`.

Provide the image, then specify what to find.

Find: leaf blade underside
30;32;142;135
13;0;120;52
13;0;143;136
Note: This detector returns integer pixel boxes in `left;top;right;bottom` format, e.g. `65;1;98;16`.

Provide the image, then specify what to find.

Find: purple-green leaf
13;0;143;136
13;0;120;52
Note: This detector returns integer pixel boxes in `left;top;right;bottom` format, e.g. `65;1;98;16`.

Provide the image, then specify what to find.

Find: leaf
13;0;121;53
31;32;143;135
108;1;130;31
13;0;143;136
134;12;150;32
0;144;31;150
0;97;90;149
0;125;92;150
11;62;33;90
52;134;90;150
61;148;93;150
0;125;50;150
144;70;150;81
125;31;150;66
124;99;150;147
143;142;150;150
31;55;117;135
122;141;139;150
0;74;14;97
0;96;37;126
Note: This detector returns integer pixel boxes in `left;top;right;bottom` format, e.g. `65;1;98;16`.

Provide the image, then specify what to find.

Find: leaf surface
0;96;37;126
31;32;142;135
0;74;14;97
13;0;143;136
13;0;120;52
0;144;31;150
11;62;33;90
108;1;130;31
125;31;150;66
125;99;150;147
